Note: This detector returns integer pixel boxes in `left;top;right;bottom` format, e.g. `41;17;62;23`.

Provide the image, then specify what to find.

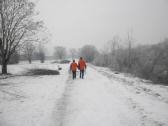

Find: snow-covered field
0;61;168;126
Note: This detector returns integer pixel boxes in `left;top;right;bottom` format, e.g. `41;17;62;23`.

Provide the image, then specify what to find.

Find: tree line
54;37;168;85
93;38;168;85
62;36;168;85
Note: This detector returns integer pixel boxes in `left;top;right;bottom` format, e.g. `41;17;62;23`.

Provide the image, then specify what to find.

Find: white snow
0;61;68;126
0;61;168;126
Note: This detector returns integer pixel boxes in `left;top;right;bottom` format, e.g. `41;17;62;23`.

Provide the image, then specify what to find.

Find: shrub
26;69;60;75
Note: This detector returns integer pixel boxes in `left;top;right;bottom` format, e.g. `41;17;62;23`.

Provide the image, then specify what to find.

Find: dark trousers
80;70;85;79
72;71;76;79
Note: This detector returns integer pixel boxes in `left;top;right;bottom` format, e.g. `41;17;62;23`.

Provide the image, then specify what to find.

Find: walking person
70;60;78;80
78;57;87;79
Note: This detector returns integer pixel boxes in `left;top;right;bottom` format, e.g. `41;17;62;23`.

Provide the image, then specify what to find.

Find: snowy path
53;66;168;126
0;63;168;126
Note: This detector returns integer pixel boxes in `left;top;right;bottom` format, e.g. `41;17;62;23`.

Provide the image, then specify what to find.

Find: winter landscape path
54;66;168;126
0;62;168;126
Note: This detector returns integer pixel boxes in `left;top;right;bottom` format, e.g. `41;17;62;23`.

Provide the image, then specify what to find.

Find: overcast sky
35;0;168;52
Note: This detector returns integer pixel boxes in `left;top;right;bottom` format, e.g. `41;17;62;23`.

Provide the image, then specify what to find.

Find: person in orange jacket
78;57;87;79
70;60;78;79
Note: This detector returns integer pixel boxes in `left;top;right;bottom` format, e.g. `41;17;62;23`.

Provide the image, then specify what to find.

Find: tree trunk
2;62;7;74
40;59;44;63
28;59;32;64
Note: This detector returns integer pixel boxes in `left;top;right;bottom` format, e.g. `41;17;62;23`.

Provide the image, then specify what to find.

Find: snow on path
1;63;168;126
54;66;168;126
93;67;168;126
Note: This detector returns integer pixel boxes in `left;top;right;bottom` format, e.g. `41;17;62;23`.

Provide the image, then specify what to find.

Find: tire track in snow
126;98;165;126
96;69;168;104
94;67;166;126
53;75;74;126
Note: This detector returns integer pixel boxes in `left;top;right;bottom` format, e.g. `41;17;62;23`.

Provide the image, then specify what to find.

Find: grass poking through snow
26;69;60;76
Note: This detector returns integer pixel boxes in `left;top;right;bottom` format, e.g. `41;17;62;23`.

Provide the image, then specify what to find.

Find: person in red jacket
70;60;78;79
78;57;87;79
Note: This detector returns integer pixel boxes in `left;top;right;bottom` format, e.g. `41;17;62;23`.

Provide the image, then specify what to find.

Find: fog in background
35;0;168;54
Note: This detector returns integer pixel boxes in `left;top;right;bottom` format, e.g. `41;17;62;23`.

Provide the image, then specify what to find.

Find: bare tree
0;0;42;74
23;42;35;64
36;29;50;63
126;30;134;70
110;36;121;55
38;43;45;63
70;48;77;59
107;35;121;68
79;45;98;62
54;46;67;60
100;45;111;66
9;50;20;64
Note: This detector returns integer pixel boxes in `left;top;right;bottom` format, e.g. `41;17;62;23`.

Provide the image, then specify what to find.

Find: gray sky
35;0;168;51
